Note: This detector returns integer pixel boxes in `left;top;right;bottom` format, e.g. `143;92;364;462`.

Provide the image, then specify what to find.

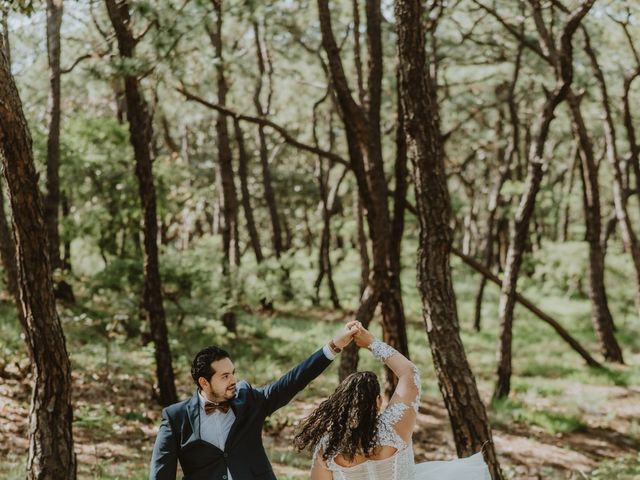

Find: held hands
332;320;360;350
331;321;375;351
352;322;375;348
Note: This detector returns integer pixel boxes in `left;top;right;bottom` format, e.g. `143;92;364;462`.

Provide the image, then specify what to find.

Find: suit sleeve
149;409;178;480
257;347;332;416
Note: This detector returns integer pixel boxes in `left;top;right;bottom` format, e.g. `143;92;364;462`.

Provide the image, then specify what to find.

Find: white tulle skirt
413;452;491;479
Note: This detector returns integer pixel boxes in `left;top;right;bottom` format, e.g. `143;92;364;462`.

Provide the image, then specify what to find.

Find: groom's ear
197;376;209;390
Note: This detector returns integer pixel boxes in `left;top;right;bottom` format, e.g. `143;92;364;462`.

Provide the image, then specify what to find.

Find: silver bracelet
369;340;397;361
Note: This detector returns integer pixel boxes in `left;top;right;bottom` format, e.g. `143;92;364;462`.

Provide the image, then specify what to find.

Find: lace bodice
314;404;415;480
313;340;421;480
326;444;415;480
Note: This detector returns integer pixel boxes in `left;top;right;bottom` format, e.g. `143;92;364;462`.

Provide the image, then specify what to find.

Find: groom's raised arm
149;409;179;480
257;322;356;416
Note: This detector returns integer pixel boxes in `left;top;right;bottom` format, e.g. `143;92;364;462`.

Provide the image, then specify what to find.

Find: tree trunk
455;247;602;368
61;191;72;270
312;94;343;310
105;0;177;407
0;36;76;480
354;189;369;296
584;31;640;313
1;7;9;66
474;48;522;332
209;0;240;270
378;76;410;395
494;0;595;400
44;0;63;272
567;92;623;363
252;20;284;258
622;69;640;220
0;176;20;303
560;147;579;242
233;119;263;264
208;0;239;332
317;0;409;393
313;158;343;310
394;1;503;478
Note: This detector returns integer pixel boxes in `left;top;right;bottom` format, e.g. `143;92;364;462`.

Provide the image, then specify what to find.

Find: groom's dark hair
191;346;231;387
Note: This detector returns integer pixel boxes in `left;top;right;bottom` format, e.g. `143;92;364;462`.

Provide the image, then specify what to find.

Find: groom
149;322;357;480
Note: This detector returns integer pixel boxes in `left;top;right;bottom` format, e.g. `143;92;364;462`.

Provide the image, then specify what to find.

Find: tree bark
0;175;20;304
44;0;63;273
454;247;603;368
252;20;284;258
494;0;595;400
560;147;579;242
567;91;623;363
474;47;523;332
313;158;342;310
583;29;640;313
354;189;370;297
394;1;503;478
105;0;177;407
208;0;239;332
233;118;263;264
0;35;76;480
312;94;343;309
61;191;72;270
317;0;409;395
208;0;240;270
1;4;10;65
351;0;365;105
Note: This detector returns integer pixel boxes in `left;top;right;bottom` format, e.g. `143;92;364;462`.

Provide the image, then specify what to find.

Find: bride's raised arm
354;325;421;442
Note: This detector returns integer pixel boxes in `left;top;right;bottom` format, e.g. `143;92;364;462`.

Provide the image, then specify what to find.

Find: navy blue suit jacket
149;347;332;480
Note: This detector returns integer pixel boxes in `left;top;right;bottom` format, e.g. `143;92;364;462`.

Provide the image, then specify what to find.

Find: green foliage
525;241;589;298
590;455;640;480
57;115;141;263
1;0;36;15
3;1;640;478
491;398;588;435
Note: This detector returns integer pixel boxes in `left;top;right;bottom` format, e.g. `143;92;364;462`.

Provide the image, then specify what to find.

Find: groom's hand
332;321;359;350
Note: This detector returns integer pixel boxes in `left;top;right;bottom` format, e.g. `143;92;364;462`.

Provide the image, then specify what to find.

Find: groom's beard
209;384;236;402
222;384;237;400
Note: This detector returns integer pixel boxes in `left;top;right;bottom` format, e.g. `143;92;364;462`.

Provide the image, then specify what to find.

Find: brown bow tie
204;401;231;415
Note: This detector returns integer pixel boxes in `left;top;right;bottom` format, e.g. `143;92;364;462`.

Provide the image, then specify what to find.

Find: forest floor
1;243;640;479
1;306;639;480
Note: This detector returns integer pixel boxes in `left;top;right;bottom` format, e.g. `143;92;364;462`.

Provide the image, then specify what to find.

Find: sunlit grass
590;454;640;479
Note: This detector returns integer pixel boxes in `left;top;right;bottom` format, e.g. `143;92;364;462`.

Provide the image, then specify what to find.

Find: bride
294;323;491;480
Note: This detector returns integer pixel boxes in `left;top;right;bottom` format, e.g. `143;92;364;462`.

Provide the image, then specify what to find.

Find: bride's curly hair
294;371;380;462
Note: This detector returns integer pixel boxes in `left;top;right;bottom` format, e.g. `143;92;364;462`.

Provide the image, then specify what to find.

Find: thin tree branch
176;85;350;168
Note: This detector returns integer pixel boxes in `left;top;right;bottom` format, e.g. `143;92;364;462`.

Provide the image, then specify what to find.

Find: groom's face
200;357;237;402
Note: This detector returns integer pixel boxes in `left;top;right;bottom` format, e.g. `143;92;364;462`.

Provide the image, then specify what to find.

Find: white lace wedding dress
313;341;491;480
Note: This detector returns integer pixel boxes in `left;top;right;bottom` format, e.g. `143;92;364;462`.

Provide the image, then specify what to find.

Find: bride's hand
352;323;375;348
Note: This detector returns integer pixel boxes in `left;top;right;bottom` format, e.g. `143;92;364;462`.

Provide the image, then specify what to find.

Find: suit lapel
186;390;201;442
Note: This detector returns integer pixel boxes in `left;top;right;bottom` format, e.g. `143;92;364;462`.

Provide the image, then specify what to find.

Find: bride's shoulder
376;403;411;449
379;402;411;426
313;434;329;457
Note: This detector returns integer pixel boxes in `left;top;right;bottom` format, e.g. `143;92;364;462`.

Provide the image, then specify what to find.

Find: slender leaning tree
105;0;177;406
394;0;503;478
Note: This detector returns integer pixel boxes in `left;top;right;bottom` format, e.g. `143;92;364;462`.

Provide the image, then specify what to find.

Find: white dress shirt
197;345;335;479
322;343;337;360
199;391;236;479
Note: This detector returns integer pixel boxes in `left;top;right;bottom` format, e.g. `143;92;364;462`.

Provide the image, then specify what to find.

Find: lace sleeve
369;340;421;412
312;435;328;469
369;339;397;361
409;364;421;412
